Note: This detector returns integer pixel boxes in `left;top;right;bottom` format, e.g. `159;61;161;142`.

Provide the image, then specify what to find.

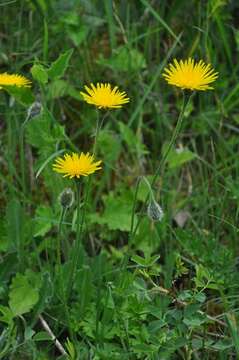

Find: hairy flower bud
147;200;164;222
27;101;42;119
59;188;74;209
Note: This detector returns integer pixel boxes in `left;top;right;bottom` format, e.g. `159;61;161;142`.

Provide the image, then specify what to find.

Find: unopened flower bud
27;101;42;119
147;199;164;222
59;188;74;209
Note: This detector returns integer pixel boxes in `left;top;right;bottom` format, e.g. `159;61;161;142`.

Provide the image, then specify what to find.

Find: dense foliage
1;0;239;359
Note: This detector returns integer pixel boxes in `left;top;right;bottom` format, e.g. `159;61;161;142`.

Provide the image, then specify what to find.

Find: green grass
0;0;239;359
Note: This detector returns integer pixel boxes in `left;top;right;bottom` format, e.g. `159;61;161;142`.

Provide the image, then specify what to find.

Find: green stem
93;110;108;156
56;207;66;269
66;181;82;299
43;18;48;63
93;112;100;156
18;114;31;270
151;91;192;186
130;91;193;244
19;115;29;197
120;176;141;277
120;175;157;275
56;206;74;340
66;111;107;298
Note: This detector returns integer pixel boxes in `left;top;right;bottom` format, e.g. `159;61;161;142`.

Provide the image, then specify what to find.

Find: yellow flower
80;83;129;109
53;152;102;179
0;73;31;89
163;58;218;91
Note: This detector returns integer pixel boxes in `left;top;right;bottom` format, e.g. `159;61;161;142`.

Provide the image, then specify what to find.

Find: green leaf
163;144;197;169
183;313;207;327
0;219;7;252
148;319;167;334
118;121;148;156
210;339;233;351
9;272;40;316
25;112;51;149
98;130;121;165
98;46;146;72
131;254;148;267
33;331;52;341
194;264;219;290
67;25;88;46
5;86;34;106
25;110;65;152
194;292;206;303
34;205;54;237
48;79;68;98
75;266;93;316
131;254;160;267
6;198;24;251
90;191;135;232
31;64;48;84
24;327;35;341
65;338;76;359
0;305;14;325
48;49;73;80
47;79;82;100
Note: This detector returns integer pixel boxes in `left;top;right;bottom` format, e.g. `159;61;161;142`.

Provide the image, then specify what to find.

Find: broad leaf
31;64;48;84
9;272;40;316
48;49;73;80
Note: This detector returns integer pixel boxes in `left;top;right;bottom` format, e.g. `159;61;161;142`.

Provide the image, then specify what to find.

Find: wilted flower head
59;188;74;209
163;58;218;91
53;152;102;179
0;73;31;89
147;199;164;222
80;83;129;109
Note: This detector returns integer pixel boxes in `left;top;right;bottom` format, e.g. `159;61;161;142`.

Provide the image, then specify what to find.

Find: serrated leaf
9;273;39;316
48;49;73;80
31;64;48;84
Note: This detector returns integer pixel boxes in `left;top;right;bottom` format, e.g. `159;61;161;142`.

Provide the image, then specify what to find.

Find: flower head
0;73;31;89
163;58;218;91
80;83;129;109
53;152;102;179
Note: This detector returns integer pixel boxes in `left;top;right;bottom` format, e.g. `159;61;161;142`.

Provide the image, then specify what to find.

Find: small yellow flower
163;58;218;91
80;83;129;109
53;152;102;179
0;73;31;89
